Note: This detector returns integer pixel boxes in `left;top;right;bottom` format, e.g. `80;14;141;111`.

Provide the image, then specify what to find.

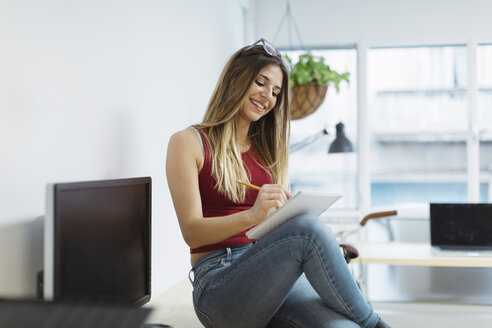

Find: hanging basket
290;82;328;120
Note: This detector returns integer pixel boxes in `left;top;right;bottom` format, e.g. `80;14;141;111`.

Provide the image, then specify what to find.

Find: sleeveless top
190;128;273;254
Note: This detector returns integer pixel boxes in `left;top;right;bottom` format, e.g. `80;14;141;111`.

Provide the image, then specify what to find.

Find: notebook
430;203;492;256
0;299;152;328
246;191;341;239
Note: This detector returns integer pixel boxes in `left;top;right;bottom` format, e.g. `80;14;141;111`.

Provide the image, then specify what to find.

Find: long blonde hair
195;44;291;203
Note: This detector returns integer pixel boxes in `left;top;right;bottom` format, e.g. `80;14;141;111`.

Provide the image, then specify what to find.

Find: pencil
236;179;261;191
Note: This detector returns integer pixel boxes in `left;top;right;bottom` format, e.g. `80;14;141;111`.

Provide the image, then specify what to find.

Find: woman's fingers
259;184;290;208
249;184;292;224
263;198;282;209
261;184;290;201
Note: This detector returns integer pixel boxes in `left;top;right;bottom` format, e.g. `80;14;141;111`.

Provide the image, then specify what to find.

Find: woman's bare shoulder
169;127;200;146
168;127;203;163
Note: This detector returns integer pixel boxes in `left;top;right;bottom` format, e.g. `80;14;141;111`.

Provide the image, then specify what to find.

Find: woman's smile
250;98;266;112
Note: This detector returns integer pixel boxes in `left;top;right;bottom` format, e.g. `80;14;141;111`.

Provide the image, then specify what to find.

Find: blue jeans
191;214;379;328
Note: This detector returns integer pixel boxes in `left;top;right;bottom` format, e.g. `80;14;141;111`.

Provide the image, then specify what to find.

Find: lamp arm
289;128;329;153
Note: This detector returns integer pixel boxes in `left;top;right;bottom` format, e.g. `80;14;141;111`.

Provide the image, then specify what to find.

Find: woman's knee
288;214;331;233
283;214;336;242
262;214;339;254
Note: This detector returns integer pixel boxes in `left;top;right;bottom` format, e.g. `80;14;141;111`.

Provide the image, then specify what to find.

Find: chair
338;210;398;263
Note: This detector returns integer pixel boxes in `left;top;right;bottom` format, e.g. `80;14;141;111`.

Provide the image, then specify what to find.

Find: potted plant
287;52;350;120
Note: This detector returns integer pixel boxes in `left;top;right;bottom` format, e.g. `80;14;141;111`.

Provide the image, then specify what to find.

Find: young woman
166;39;391;328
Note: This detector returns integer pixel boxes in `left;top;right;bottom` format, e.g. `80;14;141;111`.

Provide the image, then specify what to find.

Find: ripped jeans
190;214;379;328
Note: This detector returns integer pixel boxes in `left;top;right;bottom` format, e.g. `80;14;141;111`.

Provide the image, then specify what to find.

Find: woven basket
290;83;328;120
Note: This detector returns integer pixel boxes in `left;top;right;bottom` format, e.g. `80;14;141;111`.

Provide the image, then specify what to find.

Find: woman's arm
166;128;290;249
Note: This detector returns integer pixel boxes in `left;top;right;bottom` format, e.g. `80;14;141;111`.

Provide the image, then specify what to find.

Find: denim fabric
190;214;379;328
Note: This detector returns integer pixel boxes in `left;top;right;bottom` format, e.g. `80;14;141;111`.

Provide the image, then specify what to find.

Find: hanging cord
272;0;306;50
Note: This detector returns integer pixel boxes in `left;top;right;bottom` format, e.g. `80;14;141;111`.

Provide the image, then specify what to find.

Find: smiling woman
165;38;391;328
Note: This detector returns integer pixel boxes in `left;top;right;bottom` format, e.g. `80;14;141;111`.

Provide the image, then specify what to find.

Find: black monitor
43;177;151;306
430;203;492;250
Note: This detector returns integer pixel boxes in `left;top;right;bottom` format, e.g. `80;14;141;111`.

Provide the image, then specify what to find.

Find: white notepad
246;191;341;240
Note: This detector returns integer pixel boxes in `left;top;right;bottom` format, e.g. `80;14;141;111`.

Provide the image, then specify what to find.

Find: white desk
352;242;492;268
145;279;202;328
350;242;492;300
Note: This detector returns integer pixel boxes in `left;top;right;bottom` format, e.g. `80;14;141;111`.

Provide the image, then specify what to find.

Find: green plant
287;53;350;92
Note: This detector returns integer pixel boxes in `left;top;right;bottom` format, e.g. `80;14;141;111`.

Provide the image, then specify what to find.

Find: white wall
255;0;492;47
0;0;245;299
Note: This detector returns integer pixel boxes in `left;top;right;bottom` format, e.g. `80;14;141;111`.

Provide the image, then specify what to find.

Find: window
287;43;490;210
368;45;475;205
478;44;492;201
286;48;358;209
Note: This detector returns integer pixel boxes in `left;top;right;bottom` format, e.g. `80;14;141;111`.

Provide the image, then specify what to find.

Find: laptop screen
430;203;492;250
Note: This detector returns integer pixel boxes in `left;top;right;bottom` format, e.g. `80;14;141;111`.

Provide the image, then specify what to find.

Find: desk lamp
328;122;353;153
290;121;354;154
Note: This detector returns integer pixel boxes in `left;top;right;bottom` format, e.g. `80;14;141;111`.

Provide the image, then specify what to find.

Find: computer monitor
43;177;151;306
430;203;492;251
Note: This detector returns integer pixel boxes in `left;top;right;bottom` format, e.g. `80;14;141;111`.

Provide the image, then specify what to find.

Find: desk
145;279;202;328
352;242;492;267
351;242;492;301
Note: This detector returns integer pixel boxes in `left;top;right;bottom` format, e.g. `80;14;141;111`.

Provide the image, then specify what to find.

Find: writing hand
248;184;291;225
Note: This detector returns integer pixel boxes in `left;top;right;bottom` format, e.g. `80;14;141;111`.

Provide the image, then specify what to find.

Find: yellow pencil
236;179;261;191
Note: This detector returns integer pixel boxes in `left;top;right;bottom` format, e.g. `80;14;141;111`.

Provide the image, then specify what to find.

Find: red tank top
191;129;273;254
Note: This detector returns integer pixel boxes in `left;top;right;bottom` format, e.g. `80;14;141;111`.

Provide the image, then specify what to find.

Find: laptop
430;203;492;256
0;299;152;328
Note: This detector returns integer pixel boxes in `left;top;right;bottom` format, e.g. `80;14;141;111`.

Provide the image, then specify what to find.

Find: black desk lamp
289;122;354;154
328;122;353;153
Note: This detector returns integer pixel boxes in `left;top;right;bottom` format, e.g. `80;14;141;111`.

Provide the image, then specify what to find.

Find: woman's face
239;64;283;124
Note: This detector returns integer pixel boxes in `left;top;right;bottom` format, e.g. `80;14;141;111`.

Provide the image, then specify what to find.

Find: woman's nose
260;88;273;101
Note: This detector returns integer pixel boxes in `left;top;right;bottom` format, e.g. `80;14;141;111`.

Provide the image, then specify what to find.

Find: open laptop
430;203;492;256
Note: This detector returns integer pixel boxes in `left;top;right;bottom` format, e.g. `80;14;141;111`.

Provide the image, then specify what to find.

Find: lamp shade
328;122;353;153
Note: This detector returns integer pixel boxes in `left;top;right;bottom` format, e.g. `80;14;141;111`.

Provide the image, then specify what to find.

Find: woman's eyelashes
255;80;279;98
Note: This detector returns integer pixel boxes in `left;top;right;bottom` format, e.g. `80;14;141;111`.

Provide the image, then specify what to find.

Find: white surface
353;242;492;267
430;246;492;258
0;0;244;299
146;279;201;328
246;191;341;239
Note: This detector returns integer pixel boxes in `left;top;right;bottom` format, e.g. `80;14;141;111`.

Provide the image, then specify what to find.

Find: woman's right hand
248;184;291;225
